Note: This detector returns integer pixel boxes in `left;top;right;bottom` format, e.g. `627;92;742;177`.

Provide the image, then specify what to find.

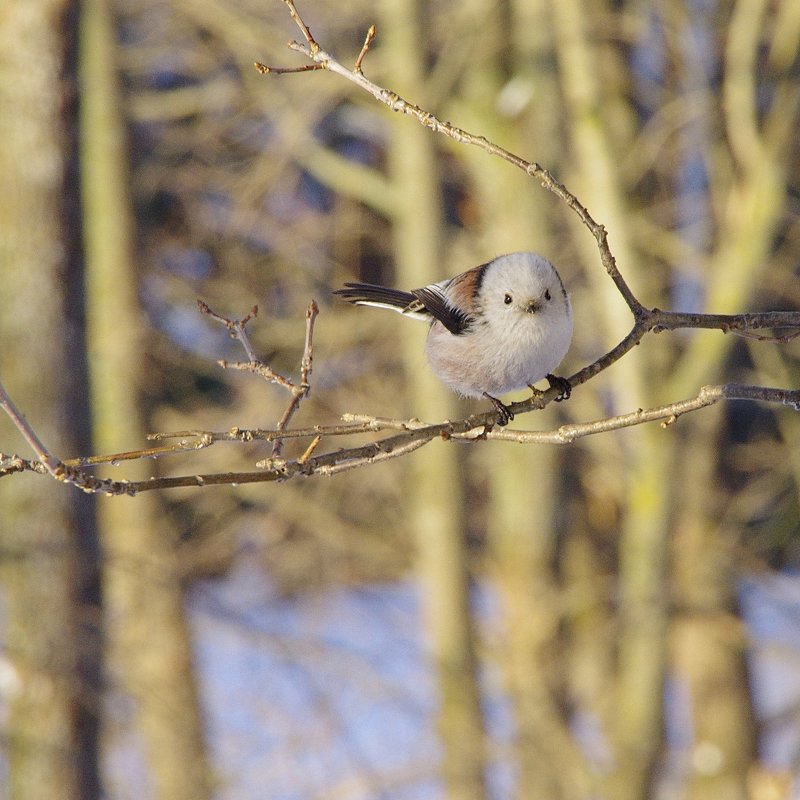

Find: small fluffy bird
334;252;573;424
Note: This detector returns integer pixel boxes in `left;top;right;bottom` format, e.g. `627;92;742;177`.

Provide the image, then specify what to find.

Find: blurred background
1;1;799;799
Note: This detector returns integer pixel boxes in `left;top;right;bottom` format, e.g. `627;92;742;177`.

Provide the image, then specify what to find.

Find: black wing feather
411;286;473;335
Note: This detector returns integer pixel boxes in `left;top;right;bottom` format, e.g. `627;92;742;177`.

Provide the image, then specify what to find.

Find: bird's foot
527;375;572;403
546;374;572;402
483;392;514;426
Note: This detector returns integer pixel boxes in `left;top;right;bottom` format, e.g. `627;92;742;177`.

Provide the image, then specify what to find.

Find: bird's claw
483;392;514;426
546;374;571;402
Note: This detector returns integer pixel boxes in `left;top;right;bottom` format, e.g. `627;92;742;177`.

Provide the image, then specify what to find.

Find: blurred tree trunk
0;2;102;798
380;1;487;798
79;1;211;797
667;3;796;798
671;409;756;800
450;1;592;796
551;1;672;797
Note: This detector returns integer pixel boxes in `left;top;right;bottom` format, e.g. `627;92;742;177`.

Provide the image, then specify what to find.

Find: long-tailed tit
334;252;573;425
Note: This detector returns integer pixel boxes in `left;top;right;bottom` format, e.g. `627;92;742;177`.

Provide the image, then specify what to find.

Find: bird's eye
544;289;551;301
504;293;513;305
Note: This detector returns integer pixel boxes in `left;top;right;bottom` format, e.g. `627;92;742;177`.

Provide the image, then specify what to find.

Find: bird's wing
411;285;474;335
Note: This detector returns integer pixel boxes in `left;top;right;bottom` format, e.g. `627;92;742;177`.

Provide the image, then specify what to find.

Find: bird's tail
333;282;421;315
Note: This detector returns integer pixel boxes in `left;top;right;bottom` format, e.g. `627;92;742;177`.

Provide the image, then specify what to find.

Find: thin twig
0;453;47;477
256;15;640;313
457;384;800;444
198;300;261;362
355;25;377;75
254;62;324;75
220;360;296;390
0;379;65;476
282;0;320;53
297;435;322;464
253;0;323;72
0;378;136;495
201;295;315;409
271;299;319;457
728;327;800;343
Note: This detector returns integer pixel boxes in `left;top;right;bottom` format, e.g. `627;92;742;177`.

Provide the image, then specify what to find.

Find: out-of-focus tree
79;0;212;797
656;2;798;797
379;2;487;798
551;1;675;795
0;2;101;798
96;0;800;796
1;0;799;798
446;1;592;796
545;1;798;798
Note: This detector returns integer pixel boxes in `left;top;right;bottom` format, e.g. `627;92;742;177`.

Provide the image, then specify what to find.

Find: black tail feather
333;282;416;309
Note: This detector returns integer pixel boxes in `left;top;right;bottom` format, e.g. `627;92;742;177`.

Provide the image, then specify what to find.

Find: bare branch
271;299;319;457
465;384;800;444
354;25;377;75
280;0;320;54
220;359;296;390
63;383;799;494
255;12;640;313
254;3;800;348
199;299;320;441
254;61;324;76
199;298;320;457
198;300;261;363
5;361;797;494
253;0;323;73
0;378;63;476
0;378;137;495
0;453;47;478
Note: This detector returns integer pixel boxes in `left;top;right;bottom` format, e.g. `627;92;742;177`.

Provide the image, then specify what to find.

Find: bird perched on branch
334;252;573;425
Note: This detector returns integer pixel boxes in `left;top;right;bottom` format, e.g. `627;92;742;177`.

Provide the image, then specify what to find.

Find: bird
333;251;573;425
